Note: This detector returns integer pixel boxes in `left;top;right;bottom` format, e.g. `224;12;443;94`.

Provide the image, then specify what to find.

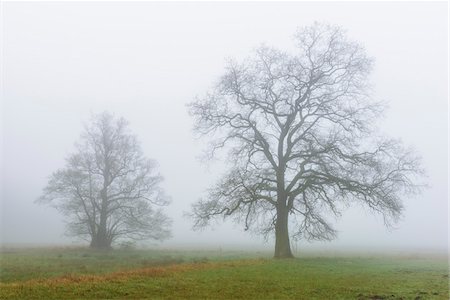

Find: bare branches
188;23;423;245
38;112;171;248
190;167;277;229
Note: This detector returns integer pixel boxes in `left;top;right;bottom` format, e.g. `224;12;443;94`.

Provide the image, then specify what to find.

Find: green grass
0;246;260;282
0;247;448;299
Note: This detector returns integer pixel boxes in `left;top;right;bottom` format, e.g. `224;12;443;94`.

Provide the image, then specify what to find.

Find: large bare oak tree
188;24;423;258
38;112;171;249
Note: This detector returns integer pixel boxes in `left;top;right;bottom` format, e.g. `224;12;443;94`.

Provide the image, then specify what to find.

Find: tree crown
189;24;423;242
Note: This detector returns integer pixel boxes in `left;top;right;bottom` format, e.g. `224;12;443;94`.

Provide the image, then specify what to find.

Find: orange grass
1;259;266;288
1;255;447;299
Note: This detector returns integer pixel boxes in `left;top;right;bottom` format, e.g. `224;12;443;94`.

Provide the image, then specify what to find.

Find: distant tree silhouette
39;112;171;249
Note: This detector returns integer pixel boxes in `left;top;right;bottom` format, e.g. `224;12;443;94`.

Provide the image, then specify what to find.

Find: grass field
0;247;448;299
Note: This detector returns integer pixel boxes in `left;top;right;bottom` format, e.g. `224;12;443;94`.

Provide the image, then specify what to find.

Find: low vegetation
0;247;448;299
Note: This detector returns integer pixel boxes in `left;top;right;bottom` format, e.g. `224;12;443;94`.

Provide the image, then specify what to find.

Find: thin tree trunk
274;205;294;258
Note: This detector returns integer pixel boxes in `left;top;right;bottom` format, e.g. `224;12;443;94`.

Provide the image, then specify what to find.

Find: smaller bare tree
38;112;171;249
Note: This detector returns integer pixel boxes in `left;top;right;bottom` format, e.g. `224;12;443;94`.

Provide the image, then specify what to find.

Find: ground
0;247;448;299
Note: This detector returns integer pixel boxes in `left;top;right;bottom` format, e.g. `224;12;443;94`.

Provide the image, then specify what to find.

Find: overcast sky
1;1;448;252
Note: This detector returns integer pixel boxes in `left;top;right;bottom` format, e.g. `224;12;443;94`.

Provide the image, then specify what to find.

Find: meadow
0;247;448;299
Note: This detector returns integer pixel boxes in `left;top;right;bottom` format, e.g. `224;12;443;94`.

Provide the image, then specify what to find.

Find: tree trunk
90;196;111;250
274;205;294;258
90;231;112;250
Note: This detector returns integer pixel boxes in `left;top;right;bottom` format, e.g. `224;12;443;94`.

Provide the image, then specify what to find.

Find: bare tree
38;112;171;249
188;24;423;258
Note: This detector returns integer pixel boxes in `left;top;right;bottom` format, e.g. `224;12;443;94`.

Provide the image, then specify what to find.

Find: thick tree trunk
90;179;112;250
90;196;111;250
274;205;294;258
274;158;294;258
90;231;112;250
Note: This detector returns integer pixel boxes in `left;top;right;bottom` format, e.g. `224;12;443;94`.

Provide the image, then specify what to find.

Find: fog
1;2;447;252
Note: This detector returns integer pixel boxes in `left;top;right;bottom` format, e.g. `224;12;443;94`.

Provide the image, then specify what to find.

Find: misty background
1;2;448;252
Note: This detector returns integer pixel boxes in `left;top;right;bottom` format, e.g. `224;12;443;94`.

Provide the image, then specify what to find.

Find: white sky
1;1;448;252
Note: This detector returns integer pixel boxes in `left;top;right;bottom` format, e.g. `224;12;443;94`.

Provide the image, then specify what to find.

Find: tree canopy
188;23;423;258
39;112;171;249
